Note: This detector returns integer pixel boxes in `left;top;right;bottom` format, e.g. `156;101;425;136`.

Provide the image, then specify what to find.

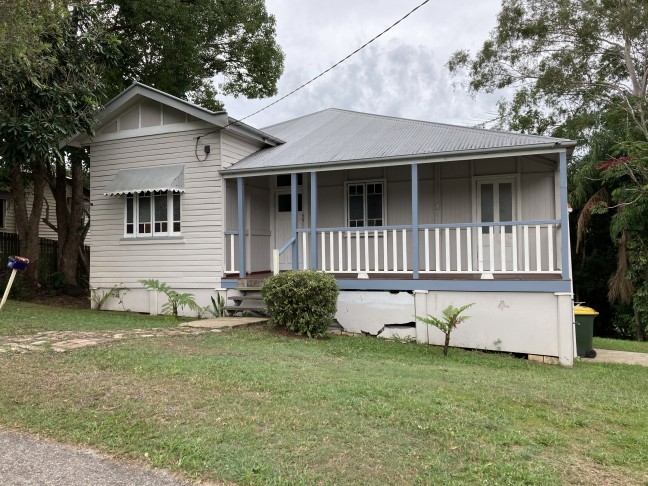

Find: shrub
262;270;339;337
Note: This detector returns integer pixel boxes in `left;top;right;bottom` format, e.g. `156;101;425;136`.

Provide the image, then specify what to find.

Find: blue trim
411;163;419;279
237;177;246;278
559;151;571;281
222;276;570;293
291;173;298;270
337;279;572;293
310;171;318;269
220;278;238;289
279;237;296;254
295;219;561;233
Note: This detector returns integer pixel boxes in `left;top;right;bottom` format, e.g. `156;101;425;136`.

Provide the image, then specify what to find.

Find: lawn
594;336;648;354
0;305;646;485
0;300;181;336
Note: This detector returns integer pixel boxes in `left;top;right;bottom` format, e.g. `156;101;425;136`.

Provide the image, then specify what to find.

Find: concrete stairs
223;279;268;316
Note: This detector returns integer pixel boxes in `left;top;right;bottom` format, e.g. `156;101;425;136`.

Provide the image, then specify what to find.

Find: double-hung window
125;191;181;237
347;181;384;227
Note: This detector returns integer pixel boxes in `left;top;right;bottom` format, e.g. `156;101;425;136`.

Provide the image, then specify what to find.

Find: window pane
499;183;513;234
276;174;302;187
126;196;133;224
499;183;513;222
480;183;494;234
367;193;382;223
173;193;181;232
480;184;494;222
277;194;302;212
125;195;134;235
154;192;167;233
277;194;291;212
349;194;364;224
138;193;151;235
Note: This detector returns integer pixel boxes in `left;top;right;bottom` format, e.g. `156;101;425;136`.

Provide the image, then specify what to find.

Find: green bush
262;270;339;337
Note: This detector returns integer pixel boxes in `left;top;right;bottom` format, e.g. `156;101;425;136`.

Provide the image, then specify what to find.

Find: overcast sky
218;0;505;129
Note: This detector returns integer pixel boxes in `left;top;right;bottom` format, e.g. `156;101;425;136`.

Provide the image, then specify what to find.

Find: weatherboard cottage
66;83;576;365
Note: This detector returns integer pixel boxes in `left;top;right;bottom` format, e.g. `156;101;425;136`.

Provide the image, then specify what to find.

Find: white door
476;179;517;271
275;191;303;270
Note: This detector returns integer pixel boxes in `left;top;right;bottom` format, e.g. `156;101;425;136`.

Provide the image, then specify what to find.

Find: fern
138;279;202;317
416;303;474;356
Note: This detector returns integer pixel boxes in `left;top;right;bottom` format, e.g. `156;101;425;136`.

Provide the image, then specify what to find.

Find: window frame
124;191;182;238
344;179;386;228
474;176;519;233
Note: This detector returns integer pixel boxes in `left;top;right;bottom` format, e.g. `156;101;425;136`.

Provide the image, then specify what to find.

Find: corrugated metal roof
223;108;574;173
103;165;184;196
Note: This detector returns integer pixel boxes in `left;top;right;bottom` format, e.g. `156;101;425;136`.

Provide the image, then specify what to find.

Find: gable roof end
62;83;283;148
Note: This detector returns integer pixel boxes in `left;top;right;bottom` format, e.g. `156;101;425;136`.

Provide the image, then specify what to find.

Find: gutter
219;141;576;178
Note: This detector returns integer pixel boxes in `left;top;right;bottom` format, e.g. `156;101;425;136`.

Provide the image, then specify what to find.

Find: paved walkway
0;428;199;486
0;317;267;355
0;327;212;354
583;348;648;366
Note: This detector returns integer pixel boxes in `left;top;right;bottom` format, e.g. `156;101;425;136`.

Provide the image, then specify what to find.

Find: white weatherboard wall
335;290;574;366
90;126;262;315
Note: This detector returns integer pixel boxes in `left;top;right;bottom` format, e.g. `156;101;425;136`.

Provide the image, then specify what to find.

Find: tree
574;141;648;340
49;0;285;289
97;0;285;103
448;0;648;142
0;1;116;283
449;0;648;340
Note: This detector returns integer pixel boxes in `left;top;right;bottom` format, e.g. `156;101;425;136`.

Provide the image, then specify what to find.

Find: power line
196;0;432;144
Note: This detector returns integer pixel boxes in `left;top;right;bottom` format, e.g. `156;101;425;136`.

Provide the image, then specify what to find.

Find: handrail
279;237;296;255
295;219;561;233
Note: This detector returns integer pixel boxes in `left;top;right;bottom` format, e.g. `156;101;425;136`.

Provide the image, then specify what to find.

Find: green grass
594;337;648;354
0;300;181;336
1;321;647;485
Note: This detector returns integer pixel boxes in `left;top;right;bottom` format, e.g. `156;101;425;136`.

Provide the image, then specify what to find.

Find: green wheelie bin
574;306;598;358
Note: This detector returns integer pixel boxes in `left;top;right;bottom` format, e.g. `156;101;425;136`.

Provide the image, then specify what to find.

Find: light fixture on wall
204;145;211;155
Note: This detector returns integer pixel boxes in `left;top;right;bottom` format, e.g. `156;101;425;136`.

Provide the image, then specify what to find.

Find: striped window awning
103;165;185;196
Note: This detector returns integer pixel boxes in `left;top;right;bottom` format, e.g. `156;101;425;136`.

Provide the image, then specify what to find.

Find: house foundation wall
335;289;574;366
91;287;224;317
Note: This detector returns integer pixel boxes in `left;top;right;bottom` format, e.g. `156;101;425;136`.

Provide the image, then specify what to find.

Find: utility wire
196;0;432;144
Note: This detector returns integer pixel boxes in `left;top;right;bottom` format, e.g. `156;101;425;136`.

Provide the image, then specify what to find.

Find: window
124;191;181;237
276;174;303;187
477;180;515;233
347;181;384;227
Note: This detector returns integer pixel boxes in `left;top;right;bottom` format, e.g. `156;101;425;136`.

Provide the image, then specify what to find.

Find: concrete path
0;429;197;486
583;348;648;366
179;316;267;329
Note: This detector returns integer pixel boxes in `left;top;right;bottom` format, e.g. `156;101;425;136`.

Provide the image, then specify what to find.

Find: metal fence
0;232;90;287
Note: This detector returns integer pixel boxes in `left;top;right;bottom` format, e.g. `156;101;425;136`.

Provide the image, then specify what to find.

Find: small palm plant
416;303;474;356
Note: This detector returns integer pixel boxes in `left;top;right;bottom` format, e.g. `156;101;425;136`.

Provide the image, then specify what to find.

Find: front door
476;178;517;271
275;191;303;270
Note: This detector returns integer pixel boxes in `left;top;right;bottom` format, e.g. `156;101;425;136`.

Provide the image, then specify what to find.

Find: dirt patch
562;454;643;485
30;292;89;310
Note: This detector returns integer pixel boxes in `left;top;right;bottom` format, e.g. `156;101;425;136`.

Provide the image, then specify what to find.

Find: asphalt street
0;428;196;486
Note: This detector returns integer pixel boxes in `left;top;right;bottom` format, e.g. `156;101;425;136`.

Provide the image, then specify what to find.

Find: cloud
219;0;505;128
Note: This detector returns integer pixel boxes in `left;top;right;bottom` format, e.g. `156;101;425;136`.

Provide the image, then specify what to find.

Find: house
67;83;576;365
0;182;90;240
